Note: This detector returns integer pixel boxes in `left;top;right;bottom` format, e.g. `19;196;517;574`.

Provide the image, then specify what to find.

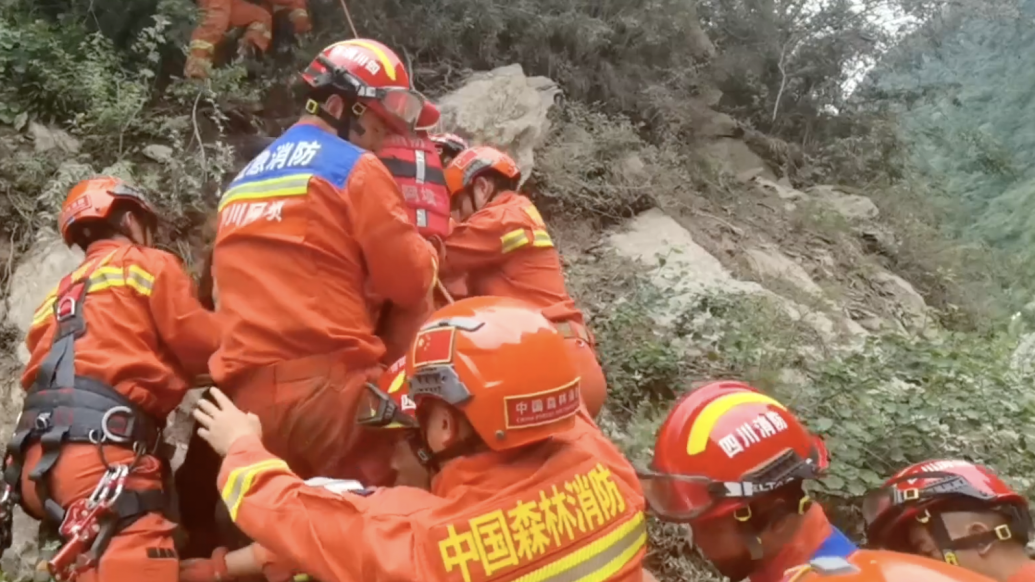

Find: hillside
2;0;1035;580
862;0;1035;288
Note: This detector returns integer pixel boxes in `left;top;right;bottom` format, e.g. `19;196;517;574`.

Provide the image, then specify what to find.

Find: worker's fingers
192;407;214;427
195;398;220;417
197;427;212;443
209;387;234;409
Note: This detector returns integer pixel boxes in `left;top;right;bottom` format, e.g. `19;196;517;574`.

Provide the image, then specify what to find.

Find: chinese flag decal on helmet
410;326;457;368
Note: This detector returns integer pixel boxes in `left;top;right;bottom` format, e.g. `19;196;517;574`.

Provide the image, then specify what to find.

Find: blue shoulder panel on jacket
227;124;367;191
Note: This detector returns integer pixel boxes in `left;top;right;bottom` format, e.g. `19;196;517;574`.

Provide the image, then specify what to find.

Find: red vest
378;134;451;239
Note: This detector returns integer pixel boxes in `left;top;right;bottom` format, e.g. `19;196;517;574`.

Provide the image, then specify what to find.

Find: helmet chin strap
306;98;367;140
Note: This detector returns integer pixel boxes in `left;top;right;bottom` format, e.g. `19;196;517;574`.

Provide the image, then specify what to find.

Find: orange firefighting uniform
442;191;607;416
748;504;844;582
17;239;218;582
210;120;438;486
187;0;273;73
215;411;647;582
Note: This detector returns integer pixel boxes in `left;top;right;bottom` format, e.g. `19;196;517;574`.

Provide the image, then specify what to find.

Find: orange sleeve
347;154;438;308
217;435;429;582
442;207;511;275
148;252;220;378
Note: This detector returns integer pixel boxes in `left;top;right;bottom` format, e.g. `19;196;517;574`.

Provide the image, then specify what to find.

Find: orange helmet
59;177;157;247
356;357;418;430
640;381;829;522
863;459;1032;564
301;39;425;133
404;296;580;451
780;550;997;582
443;145;521;196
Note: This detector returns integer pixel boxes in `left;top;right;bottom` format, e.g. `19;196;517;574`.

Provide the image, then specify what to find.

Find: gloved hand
179;547;231;582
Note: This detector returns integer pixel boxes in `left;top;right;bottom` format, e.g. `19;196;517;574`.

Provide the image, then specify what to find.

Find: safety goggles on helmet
356;383;418;429
863;471;1032;564
637;453;823;522
408;364;473;408
109;182;156;213
862;471;997;531
305;55;425;132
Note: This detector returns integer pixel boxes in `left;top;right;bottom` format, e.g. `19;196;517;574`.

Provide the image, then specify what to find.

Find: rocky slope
0;61;944;579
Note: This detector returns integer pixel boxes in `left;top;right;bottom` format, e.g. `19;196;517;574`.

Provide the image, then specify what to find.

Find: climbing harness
1;252;169;572
47;465;130;581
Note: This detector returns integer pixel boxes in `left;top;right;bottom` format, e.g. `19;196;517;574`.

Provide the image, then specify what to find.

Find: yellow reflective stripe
218;174;312;211
531;230;554;248
189;40;215;52
31;295;57;326
220;459;291;522
501;229;530;254
292;576;311;582
86;265;155;296
30;253;148;326
685;392;787;455
501;228;553;253
514;512;646;582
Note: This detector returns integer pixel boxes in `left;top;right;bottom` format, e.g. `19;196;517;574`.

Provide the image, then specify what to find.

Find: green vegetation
1;0;1034;581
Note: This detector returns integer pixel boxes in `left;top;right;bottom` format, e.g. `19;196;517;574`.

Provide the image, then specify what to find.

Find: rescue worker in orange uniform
373;100;454;362
210;38;438;487
441;146;607;417
638;381;857;582
779;550;996;582
431;133;469;167
0;177;219;581
266;0;311;35
179;356;428;582
862;459;1035;582
192;296;648;582
185;0;273;79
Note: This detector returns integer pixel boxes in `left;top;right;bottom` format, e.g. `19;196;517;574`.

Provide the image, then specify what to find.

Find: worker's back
211;121;390;383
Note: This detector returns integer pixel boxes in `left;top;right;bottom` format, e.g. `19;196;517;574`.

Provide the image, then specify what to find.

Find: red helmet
863;459;1032;564
443;146;521;196
356;357;418;430
59;177;157;247
416;99;441;132
301;39;425;133
641;381;828;522
430;133;468;163
780;550;998;582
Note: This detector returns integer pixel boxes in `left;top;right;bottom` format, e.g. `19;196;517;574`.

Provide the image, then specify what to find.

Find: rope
337;0;359;38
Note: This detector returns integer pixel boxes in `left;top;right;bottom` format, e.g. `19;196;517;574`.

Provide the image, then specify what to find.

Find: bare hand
193;388;262;457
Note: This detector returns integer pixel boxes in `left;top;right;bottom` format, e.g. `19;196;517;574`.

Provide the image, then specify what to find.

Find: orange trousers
190;0;273;54
19;444;176;581
226;352;398;486
566;336;607;418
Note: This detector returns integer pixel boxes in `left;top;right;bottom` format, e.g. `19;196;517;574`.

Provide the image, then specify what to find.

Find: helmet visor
378;87;425;130
637;470;718;522
356;383;418;429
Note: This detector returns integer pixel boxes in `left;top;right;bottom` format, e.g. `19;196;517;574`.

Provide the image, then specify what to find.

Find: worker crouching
440;146;608;417
193;296;649;582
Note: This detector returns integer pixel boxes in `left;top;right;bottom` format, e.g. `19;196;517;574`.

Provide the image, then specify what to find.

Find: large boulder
435;64;561;183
